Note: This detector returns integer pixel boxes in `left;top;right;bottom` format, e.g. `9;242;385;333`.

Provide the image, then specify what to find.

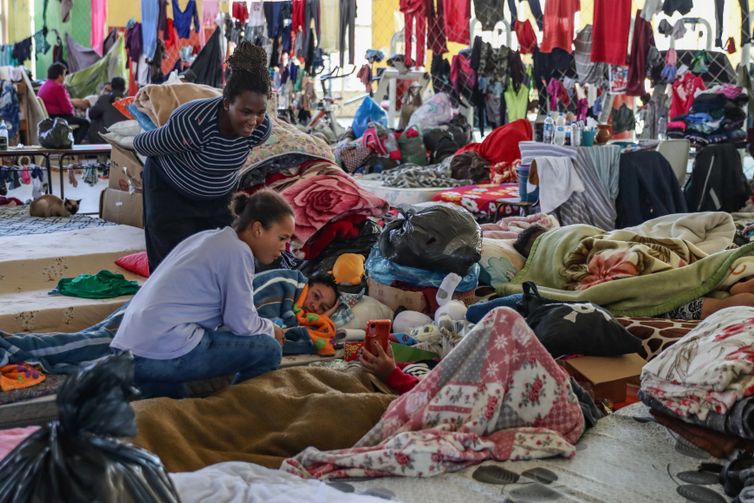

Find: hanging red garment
669;72;706;119
443;0;470;45
292;0;305;33
164;19;178;50
540;0;579;54
626;11;655;96
231;1;249;23
590;0;631;65
514;19;537;54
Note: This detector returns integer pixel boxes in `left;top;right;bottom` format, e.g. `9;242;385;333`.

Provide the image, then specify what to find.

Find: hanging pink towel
91;0;108;56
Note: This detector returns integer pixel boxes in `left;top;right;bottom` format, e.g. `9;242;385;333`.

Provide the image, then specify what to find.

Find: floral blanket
280;172;388;249
563;229;709;290
640;307;754;441
640;307;754;423
501;225;754;317
281;307;585;479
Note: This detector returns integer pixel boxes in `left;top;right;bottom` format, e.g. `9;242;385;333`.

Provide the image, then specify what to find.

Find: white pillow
341;296;394;330
108;120;142;137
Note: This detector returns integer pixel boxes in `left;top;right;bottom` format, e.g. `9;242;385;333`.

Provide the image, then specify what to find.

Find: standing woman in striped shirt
133;41;273;272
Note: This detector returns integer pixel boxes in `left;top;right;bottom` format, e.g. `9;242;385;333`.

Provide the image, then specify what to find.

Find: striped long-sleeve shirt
133;97;271;199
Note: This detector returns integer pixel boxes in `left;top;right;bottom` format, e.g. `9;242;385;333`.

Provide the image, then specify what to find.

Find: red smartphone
365;320;391;353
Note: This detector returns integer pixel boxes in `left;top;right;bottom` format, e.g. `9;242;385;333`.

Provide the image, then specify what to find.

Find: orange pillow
115;251;149;278
113;96;136;120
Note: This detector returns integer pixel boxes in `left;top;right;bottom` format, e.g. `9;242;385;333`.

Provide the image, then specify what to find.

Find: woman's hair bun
227;41;267;73
231;192;251;217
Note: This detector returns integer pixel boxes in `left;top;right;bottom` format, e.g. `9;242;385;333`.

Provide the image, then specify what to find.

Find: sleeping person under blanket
515;225;754;321
253;270;340;356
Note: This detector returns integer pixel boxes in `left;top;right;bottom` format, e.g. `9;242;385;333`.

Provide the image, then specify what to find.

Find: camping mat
131;367;395;472
346;403;727;503
501;224;754;316
0;205;116;237
0;225;145;332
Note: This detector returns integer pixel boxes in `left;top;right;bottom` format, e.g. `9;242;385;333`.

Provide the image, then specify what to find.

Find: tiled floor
6;168;108;215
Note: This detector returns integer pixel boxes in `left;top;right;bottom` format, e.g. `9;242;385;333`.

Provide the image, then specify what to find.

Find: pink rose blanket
281;307;585;479
280;171;388;250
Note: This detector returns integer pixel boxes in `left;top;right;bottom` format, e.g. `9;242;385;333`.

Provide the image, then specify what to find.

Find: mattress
0;225;146;333
166;402;728;503
356;178;452;207
346;402;728;503
0;205;116;237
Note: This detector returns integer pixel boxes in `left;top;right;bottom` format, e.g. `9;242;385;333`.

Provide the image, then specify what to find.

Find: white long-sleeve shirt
111;227;274;359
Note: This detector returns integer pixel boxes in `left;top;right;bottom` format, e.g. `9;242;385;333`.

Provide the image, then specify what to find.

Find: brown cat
29;196;81;217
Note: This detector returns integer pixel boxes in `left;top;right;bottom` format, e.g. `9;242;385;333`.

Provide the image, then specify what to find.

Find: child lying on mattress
515;225;754;321
253;270;340;356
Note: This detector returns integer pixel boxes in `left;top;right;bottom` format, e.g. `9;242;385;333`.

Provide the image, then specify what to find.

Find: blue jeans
132;329;282;398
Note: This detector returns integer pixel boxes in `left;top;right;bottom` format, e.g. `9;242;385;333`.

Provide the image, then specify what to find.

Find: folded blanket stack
640;307;754;441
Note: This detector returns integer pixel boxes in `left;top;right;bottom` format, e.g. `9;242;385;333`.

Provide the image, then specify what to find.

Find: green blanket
499;225;754;317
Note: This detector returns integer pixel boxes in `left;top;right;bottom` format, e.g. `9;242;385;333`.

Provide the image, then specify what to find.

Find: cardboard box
108;143;143;192
562;353;646;403
100;188;144;228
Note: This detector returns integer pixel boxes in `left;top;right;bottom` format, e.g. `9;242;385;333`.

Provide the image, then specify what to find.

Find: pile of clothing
668;83;748;146
640;307;754;473
334;93;471;178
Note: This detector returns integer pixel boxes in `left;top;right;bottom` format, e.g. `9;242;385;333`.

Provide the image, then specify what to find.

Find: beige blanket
131;367;395;472
625;212;735;254
134;83;222;127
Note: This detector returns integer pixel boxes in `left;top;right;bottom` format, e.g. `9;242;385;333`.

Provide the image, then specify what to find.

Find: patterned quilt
0;205;115;237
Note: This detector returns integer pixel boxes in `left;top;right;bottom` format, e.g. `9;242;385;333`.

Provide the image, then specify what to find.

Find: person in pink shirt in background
37;63;91;144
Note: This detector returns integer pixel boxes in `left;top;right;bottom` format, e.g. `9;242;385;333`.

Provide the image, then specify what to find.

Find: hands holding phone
359;340;396;381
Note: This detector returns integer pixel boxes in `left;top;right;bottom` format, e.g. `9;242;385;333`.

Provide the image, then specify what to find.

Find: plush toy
332;253;366;286
434;300;468;323
393;310;433;333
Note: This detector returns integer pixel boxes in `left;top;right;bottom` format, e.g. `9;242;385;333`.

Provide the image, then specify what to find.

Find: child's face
304;283;337;314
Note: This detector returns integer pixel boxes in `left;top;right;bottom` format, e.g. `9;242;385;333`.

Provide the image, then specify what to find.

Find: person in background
37;62;90;144
133;41;273;273
87;77;128;143
111;190;294;398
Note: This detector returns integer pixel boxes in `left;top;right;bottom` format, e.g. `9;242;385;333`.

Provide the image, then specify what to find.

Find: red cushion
115;251;150;278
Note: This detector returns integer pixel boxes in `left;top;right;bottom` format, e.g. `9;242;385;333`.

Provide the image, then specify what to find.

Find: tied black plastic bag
37;117;74;149
0;353;180;503
379;205;482;276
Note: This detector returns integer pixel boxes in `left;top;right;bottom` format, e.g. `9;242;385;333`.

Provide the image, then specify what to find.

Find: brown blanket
130;367;395;472
134;82;222;127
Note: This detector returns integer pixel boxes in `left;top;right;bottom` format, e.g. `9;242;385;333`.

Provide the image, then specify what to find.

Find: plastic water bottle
571;122;581;147
554;114;567;145
0;121;7;151
543;113;554;144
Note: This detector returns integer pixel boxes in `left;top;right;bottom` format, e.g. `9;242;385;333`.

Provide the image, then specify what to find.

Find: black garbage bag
0;353;180;503
379;205;482;276
38;117;74;149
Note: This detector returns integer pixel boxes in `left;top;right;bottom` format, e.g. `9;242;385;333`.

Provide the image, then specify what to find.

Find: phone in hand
365;319;391;354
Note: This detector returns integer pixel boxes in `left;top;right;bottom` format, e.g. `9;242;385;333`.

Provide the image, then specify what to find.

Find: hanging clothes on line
11;38;32;64
91;0;108;56
61;0;73;22
173;0;201;39
401;0;426;67
443;0;470;45
627;11;655;96
319;0;340;52
540;0;579;54
65;34;99;73
34;28;51;56
142;0;160;60
339;0;357;66
590;0;631;66
427;0;448;55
